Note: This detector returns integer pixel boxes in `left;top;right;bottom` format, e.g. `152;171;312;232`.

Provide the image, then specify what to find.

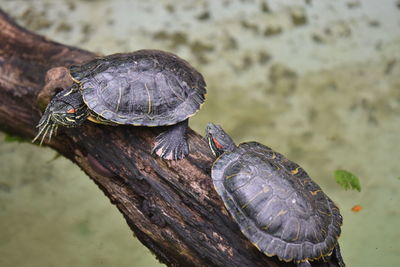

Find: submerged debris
290;7;308;26
263;23;282;37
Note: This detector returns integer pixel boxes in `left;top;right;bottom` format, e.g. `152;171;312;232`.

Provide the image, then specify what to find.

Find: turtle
33;49;206;160
205;123;345;267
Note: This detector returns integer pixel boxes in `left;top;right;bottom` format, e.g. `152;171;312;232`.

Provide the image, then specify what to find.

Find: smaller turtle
205;123;345;267
33;50;206;160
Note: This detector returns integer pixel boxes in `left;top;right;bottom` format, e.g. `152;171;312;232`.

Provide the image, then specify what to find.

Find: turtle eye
67;108;76;114
213;137;224;149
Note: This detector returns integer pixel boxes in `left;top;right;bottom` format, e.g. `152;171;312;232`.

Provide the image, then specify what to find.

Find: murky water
1;1;399;266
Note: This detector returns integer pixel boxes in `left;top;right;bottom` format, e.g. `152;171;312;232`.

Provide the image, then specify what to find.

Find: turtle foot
152;120;189;160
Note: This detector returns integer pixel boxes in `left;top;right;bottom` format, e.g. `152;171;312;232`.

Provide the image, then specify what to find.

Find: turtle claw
152;120;189;160
152;131;189;160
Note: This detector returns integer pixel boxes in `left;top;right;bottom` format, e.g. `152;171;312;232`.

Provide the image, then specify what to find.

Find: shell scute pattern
69;50;206;126
212;142;342;262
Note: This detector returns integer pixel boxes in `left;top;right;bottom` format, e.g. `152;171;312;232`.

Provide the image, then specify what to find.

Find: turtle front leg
152;119;189;160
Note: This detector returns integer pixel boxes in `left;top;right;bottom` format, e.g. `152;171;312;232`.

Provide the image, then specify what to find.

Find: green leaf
334;169;361;192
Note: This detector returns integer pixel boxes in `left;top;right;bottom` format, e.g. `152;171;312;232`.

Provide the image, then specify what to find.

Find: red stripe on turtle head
213;137;224;149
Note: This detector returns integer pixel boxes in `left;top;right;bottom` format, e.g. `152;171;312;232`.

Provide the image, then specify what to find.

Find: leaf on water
334;169;361;192
351;204;363;212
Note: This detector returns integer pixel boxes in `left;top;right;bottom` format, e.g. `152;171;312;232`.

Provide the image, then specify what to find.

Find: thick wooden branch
0;10;340;267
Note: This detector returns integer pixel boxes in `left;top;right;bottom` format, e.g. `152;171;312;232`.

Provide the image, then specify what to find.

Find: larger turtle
33;50;206;160
205;123;345;267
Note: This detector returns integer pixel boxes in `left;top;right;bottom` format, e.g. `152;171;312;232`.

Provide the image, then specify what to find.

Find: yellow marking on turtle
166;76;185;102
291;167;300;175
255;197;277;219
260;209;289;231
291;222;300;241
321;228;327;237
252;236;263;251
261;223;271;230
241;186;270;209
87;114;117;125
331;206;340;212
224;172;251;179
312;228;319;242
224;173;239;179
62;86;77;96
271;153;276;159
144;82;152;114
96;109;117;123
68;72;81;84
116;86;122;112
261;244;336;264
317;209;332;216
310;190;322;196
88;115;102;124
276;209;288;217
263;251;275;257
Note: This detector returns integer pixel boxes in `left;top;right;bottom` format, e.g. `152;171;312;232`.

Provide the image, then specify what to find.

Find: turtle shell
211;142;342;263
69;50;206;126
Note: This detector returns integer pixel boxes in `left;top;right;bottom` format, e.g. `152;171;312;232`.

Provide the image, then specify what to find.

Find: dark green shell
211;142;342;263
69;50;206;126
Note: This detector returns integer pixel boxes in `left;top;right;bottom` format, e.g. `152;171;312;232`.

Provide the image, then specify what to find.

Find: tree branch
0;9;340;267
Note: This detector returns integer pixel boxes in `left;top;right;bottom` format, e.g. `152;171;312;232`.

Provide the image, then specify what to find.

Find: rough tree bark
0;10;341;267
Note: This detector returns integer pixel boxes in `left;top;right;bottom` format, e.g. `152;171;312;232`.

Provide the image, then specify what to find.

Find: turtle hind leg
152;119;189;160
334;244;346;267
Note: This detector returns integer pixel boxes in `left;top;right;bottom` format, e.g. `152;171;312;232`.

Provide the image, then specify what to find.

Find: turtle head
44;88;88;127
33;87;89;145
205;123;236;157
